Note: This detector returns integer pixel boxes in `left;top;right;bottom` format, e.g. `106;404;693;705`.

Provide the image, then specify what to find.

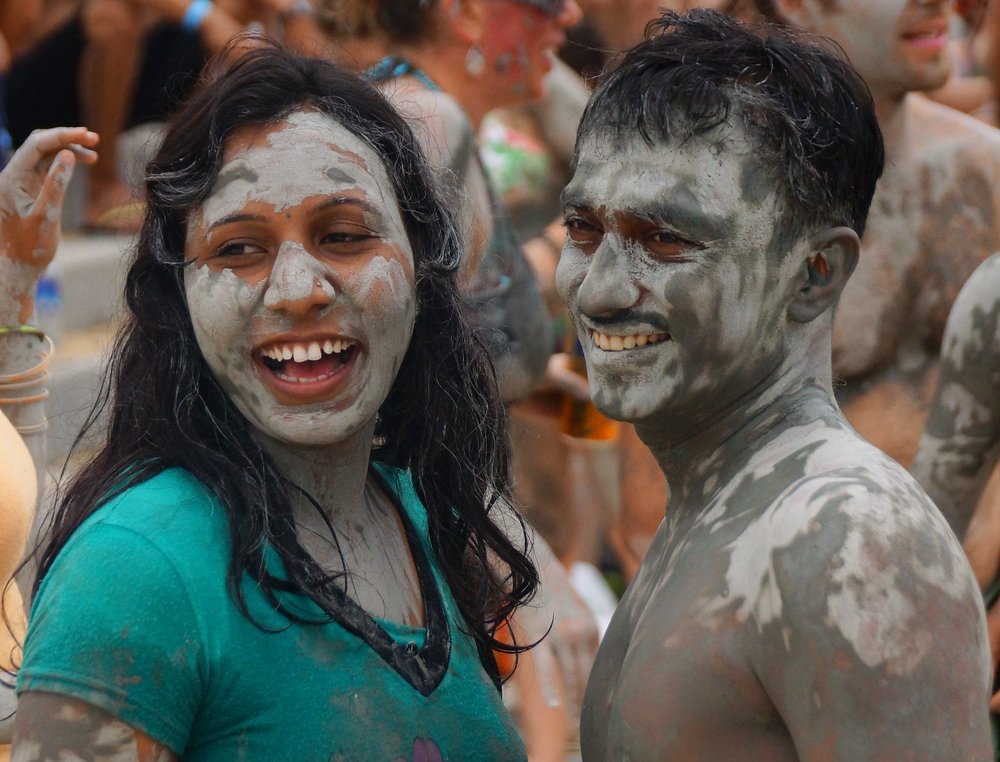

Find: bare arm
13;692;177;762
911;252;1000;540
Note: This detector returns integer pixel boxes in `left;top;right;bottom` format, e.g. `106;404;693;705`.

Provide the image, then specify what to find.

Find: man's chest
582;546;789;759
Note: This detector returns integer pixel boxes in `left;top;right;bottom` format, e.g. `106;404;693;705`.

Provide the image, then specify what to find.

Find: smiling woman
12;45;536;762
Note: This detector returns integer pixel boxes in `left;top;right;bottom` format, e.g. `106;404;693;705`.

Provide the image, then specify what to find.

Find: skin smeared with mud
559;125;991;760
766;0;1000;559
182;110;424;625
912;253;1000;553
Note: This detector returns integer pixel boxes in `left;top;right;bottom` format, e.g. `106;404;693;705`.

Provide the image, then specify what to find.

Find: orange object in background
493;618;517;679
559;338;617;441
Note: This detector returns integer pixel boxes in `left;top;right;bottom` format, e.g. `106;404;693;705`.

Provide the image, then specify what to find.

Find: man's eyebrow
560;191;593;211
561;192;735;241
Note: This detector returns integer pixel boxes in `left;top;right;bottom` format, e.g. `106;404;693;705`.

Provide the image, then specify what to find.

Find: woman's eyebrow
314;196;381;217
207;213;266;233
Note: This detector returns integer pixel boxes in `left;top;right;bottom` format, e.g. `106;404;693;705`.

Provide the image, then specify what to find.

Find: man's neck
637;349;839;518
874;90;912;156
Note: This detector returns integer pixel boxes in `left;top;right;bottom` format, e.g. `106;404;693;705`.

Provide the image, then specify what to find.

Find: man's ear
788;226;859;323
439;0;486;45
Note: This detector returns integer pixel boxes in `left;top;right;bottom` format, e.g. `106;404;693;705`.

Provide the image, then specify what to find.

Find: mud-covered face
184;110;416;447
478;0;582;105
798;0;952;97
557;125;804;427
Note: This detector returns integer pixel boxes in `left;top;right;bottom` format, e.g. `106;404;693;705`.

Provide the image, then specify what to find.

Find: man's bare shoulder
709;424;978;632
906;93;1000;163
711;427;991;758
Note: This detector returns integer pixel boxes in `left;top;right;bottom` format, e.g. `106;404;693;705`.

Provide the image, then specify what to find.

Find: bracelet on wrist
182;0;213;32
0;324;46;342
0;389;49;406
12;419;48;436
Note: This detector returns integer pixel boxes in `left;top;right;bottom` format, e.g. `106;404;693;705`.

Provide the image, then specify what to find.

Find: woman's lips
255;337;360;404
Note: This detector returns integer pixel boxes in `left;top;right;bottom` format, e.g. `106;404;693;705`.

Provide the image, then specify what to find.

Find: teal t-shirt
19;466;526;761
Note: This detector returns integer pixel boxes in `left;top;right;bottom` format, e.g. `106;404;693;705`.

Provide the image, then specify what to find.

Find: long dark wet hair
32;44;537;681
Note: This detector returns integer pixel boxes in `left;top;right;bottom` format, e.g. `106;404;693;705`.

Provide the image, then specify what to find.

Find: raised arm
0;124;98;529
911;252;1000;540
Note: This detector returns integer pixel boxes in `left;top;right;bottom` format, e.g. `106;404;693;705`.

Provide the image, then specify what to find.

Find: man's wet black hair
576;9;884;238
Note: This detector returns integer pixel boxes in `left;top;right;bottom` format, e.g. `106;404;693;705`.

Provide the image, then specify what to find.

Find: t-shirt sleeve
18;521;204;754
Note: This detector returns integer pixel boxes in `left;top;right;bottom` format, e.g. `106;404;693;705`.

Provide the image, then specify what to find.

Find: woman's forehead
201;110;399;219
220;110;378;173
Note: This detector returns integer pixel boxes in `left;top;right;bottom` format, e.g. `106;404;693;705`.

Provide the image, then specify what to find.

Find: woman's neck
254;423;376;525
395;45;491;129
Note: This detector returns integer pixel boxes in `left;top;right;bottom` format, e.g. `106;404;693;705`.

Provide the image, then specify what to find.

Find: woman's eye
321;227;378;246
214;241;264;259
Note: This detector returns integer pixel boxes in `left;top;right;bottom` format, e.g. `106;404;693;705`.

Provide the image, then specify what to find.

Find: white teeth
261;338;358;366
591;330;670;352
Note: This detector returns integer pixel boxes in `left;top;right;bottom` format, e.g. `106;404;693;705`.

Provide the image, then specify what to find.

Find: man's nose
263;242;336;317
575;239;641;317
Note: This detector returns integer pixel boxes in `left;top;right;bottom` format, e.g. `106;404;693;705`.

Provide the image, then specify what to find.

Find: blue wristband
181;0;212;32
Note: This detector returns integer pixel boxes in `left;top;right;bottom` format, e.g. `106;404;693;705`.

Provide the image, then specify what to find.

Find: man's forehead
565;125;769;211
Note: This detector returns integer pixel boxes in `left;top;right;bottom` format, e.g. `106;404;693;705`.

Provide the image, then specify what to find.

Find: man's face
792;0;953;97
556;125;803;428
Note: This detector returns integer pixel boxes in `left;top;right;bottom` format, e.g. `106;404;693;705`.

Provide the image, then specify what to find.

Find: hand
0;127;98;271
517;537;600;713
537;352;591;402
0;127;98;324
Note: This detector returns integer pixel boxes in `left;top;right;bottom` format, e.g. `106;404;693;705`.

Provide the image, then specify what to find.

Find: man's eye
564;216;602;244
645;230;701;259
649;231;685;245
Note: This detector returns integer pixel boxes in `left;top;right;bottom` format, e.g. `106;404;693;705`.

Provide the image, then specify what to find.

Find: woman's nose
263;242;336;317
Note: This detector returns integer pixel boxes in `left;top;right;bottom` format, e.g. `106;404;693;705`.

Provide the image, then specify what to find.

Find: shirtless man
558;11;990;758
750;0;1000;467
